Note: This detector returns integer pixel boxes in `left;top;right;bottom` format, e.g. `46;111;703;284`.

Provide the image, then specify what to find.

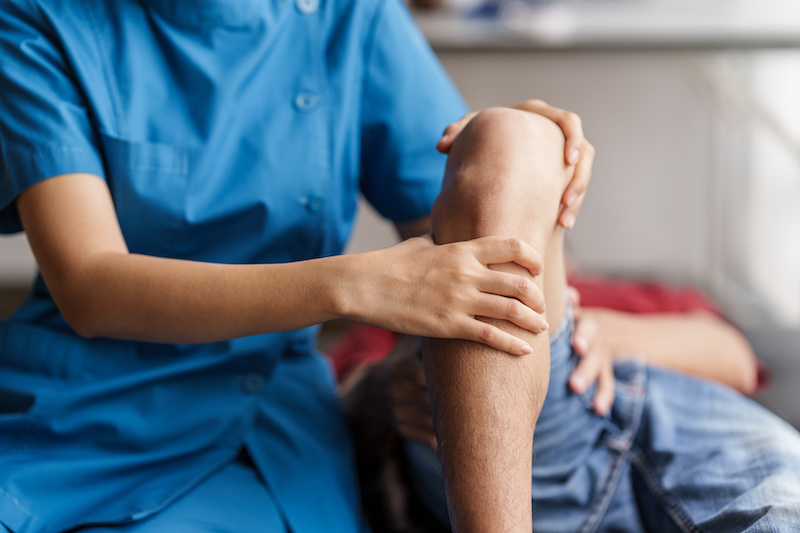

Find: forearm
591;309;757;394
55;251;353;342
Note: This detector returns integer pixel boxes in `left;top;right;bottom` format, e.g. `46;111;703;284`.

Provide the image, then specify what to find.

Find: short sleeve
359;0;468;224
0;0;106;233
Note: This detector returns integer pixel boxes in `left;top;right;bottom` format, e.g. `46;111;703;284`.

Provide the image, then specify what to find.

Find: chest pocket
100;132;195;257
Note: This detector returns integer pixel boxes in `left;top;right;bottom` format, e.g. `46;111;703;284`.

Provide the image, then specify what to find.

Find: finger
559;190;586;230
572;312;598;356
476;295;549;335
465;319;533;356
392;361;428;389
437;112;478;154
394;403;436;430
471;236;543;276
393;360;428;389
397;422;438;451
593;364;616;416
514;100;585;165
414;363;427;387
391;384;431;411
478;271;546;314
563;142;595;204
393;403;436;446
567;285;581;311
569;348;605;397
559;143;595;229
547;110;585;166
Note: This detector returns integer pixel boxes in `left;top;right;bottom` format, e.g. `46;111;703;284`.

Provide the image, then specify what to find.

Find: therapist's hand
341;334;437;451
437;101;595;229
567;286;616;415
347;234;547;357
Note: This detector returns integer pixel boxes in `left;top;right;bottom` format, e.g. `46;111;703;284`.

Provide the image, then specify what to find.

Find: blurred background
1;0;798;423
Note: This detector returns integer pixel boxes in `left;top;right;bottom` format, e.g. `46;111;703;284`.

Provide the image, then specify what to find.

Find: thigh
632;368;800;532
75;453;288;533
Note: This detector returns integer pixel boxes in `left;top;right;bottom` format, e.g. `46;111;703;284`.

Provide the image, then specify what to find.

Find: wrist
325;252;366;322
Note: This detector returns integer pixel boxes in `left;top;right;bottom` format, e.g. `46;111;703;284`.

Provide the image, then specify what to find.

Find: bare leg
422;108;573;532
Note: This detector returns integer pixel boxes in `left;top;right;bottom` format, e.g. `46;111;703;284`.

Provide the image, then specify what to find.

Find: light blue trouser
406;305;800;532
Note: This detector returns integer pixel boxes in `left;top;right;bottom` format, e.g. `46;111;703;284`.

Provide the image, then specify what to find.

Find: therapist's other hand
567;287;616;416
386;343;437;450
437;101;595;230
342;335;437;451
349;234;547;357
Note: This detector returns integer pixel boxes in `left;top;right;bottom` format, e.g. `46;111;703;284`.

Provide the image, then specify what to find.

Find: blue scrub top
0;0;467;531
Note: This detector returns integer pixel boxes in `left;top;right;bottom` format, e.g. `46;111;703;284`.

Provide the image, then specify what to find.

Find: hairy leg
422;108;573;532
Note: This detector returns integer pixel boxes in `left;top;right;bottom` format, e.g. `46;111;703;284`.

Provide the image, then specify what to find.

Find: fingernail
539;302;547;313
520;343;532;355
569;148;580;165
571;374;586;393
562;213;575;229
566;192;578;207
541;321;549;332
574;335;588;353
596;401;609;415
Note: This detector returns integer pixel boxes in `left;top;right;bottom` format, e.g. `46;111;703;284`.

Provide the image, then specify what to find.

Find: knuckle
452;265;472;285
478;326;495;344
564;111;582;127
526;98;546;108
516;276;529;296
506;237;523;255
505;300;521;320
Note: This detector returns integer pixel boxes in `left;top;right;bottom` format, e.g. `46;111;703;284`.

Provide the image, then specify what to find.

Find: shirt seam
6;146;94;175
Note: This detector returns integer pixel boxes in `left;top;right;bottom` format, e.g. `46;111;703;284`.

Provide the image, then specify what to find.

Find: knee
456;107;563;149
432;107;568;231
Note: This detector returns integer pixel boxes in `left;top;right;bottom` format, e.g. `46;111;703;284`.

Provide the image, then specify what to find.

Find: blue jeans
405;304;800;532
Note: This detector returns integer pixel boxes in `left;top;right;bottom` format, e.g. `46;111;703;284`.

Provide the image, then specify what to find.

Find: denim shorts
405;303;800;532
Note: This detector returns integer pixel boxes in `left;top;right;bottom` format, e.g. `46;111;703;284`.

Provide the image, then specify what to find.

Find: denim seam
608;362;646;452
578;449;628;533
580;361;648;532
630;450;702;533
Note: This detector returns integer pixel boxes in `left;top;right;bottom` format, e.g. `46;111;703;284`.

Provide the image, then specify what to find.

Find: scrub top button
306;194;325;213
241;373;265;394
294;92;320;112
296;0;318;15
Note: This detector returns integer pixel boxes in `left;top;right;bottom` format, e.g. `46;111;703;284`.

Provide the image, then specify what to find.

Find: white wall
348;49;800;329
0;234;35;287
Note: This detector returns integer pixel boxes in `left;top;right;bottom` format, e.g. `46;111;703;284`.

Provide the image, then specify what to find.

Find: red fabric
329;323;400;382
568;277;722;316
327;277;769;394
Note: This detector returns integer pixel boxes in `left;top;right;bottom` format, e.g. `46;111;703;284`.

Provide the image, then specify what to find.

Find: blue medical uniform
0;0;467;531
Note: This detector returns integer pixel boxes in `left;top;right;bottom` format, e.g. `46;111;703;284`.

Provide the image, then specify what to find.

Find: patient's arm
422;108;586;532
577;307;757;394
